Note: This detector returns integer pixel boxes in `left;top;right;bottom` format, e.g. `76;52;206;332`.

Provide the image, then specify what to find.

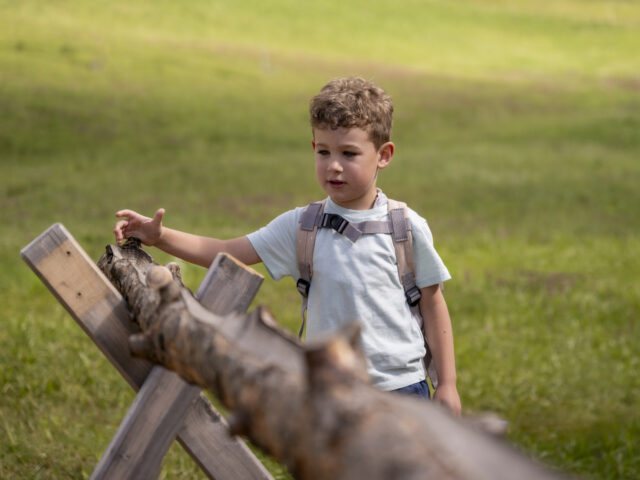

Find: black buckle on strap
297;278;310;297
405;286;422;307
321;213;349;234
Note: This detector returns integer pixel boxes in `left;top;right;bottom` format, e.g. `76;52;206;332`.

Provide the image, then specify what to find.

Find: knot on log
104;244;115;264
129;333;157;362
227;409;251;437
467;412;509;436
165;262;183;283
146;265;173;289
146;266;181;303
305;323;369;390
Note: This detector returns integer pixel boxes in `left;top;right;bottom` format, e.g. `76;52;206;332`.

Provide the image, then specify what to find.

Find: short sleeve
246;208;301;281
408;210;452;288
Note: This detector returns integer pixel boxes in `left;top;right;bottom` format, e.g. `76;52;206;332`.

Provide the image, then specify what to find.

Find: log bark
98;240;563;480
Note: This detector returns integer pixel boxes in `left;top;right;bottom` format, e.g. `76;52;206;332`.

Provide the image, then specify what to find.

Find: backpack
295;198;438;388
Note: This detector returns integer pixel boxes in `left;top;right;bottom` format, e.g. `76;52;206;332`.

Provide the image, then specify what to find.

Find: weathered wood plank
196;252;264;314
20;223;151;389
91;368;201;480
21;224;272;480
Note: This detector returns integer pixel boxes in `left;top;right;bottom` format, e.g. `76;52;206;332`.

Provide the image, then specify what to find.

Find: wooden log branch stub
146;265;173;290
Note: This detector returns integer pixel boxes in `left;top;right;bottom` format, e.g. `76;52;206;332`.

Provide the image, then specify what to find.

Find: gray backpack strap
387;199;438;389
387;200;421;307
296;200;326;338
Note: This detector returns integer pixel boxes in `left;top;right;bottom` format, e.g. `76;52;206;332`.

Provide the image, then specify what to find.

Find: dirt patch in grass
488;270;582;295
603;76;640;92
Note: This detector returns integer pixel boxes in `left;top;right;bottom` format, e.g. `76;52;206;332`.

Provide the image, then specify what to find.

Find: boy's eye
317;149;330;155
343;151;357;157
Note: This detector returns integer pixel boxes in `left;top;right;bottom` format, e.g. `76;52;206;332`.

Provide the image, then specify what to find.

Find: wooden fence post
21;224;273;480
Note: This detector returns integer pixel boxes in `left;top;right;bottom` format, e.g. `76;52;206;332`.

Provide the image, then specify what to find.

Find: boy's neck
329;189;385;211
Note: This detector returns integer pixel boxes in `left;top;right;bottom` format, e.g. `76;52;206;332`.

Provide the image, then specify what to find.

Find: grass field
1;1;639;478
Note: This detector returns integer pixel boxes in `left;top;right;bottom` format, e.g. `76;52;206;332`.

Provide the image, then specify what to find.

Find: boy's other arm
419;284;462;416
114;209;261;268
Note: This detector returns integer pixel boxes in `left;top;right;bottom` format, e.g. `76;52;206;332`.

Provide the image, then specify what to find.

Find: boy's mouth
328;180;345;188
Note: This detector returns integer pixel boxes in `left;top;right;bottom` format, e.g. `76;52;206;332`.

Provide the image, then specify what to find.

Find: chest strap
316;212;409;242
306;210;410;241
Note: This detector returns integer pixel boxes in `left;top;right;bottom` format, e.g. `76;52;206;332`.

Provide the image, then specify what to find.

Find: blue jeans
392;380;431;399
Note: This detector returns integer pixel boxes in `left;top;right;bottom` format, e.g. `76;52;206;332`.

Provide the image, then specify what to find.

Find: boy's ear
311;140;316;150
377;142;394;169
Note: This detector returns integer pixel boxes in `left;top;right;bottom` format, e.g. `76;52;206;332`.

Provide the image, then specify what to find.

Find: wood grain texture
196;253;264;315
91;368;201;480
21;223;151;389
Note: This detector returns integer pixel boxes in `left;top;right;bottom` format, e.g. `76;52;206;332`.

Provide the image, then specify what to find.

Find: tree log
98;240;563;480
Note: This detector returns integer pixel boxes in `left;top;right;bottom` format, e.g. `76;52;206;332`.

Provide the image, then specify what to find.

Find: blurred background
1;1;639;478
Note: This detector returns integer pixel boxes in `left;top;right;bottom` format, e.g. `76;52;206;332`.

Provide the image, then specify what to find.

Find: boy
113;77;461;414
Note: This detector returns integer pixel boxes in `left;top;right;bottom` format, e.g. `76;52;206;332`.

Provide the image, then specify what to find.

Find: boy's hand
114;208;165;246
434;382;462;416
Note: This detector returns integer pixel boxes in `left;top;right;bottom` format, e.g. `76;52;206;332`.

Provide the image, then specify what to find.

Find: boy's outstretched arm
419;284;462;415
113;208;261;268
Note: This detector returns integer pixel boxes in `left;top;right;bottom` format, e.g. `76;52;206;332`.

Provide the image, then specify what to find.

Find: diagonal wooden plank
21;223;151;389
91;368;201;480
21;224;272;480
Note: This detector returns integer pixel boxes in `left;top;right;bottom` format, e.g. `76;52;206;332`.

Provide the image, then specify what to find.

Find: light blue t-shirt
247;192;451;390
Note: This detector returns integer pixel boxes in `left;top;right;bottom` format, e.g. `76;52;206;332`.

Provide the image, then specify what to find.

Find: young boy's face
312;127;393;210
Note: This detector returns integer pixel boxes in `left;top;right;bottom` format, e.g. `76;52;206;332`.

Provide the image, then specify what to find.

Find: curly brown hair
309;77;393;149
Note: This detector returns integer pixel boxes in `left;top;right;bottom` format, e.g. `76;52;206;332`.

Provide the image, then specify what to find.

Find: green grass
1;0;639;478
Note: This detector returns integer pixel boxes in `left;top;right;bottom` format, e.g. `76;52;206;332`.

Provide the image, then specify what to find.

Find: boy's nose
328;157;343;172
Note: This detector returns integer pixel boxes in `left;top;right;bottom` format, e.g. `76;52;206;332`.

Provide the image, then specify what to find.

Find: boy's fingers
115;209;137;218
152;208;165;224
113;220;128;243
114;219;128;231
